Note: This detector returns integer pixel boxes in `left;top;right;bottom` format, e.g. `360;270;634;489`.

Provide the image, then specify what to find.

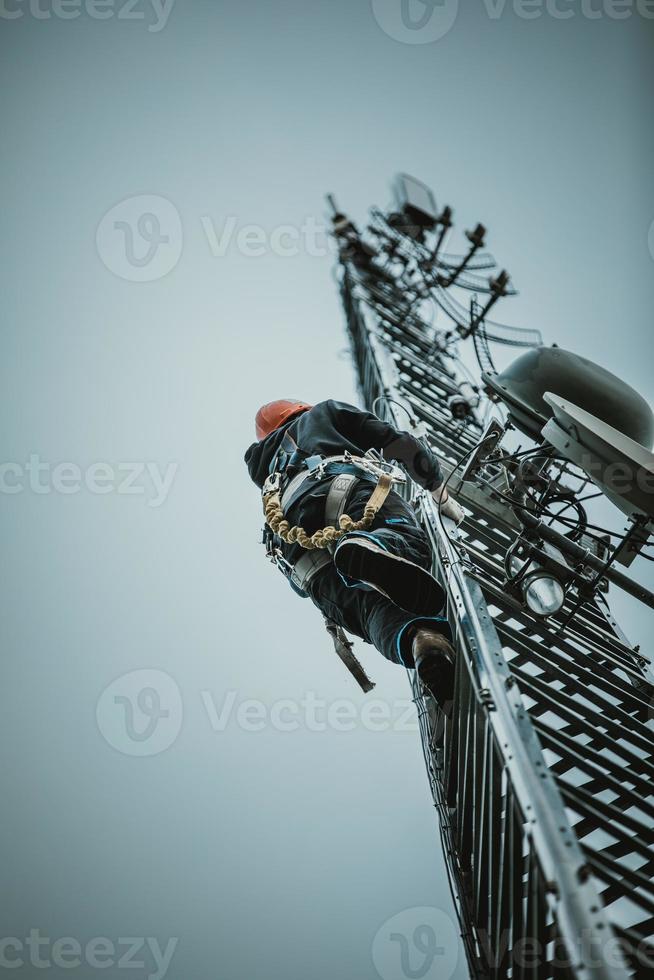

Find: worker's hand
431;484;465;525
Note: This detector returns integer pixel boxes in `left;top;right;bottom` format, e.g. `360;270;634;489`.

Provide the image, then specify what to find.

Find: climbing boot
333;536;445;615
412;628;456;716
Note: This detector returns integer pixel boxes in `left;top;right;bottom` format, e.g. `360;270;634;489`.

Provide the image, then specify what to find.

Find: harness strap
263;472;393;551
289;550;332;593
324;473;359;526
366;474;396;516
280;469;314;513
280;460;378;515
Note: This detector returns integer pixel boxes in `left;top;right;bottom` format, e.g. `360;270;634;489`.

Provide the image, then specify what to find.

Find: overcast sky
1;3;653;979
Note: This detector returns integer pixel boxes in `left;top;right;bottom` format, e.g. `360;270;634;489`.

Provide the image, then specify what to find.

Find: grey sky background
1;2;653;979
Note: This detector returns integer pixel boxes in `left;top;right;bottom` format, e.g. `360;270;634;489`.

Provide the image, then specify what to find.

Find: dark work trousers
285;480;451;668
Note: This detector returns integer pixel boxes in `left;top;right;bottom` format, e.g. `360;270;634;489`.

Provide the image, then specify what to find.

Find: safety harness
260;428;406;692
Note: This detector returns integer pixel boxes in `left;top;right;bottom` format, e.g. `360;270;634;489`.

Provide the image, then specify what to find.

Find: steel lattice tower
327;177;654;980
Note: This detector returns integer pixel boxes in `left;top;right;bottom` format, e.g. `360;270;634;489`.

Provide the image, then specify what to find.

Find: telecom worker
245;399;465;712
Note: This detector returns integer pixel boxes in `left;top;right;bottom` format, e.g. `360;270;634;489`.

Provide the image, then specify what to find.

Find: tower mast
328;175;654;979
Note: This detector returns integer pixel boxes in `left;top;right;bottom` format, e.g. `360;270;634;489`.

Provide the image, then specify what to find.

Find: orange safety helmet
255;400;313;441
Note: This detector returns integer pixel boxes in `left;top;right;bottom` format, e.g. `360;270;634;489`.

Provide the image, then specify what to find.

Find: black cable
489;485;609;540
426;423;654;562
487;482;654;556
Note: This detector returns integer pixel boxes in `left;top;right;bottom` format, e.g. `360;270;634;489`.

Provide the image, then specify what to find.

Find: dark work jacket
245;399;444;575
244;399;443;492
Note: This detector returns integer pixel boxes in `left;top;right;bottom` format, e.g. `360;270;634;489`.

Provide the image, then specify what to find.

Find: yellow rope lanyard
263;472;393;551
